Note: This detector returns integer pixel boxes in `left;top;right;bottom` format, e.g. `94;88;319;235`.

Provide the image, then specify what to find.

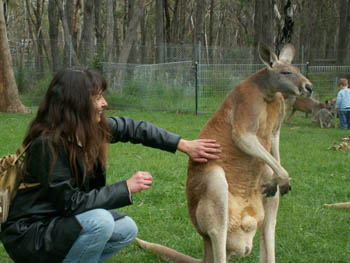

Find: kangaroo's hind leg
195;166;229;263
260;166;279;263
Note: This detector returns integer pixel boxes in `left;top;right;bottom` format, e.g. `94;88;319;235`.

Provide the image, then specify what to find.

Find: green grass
0;110;350;263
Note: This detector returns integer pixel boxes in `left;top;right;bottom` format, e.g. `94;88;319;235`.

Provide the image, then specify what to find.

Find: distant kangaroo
286;96;326;124
136;43;312;263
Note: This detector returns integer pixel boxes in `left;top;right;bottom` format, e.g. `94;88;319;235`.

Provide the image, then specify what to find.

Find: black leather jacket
0;116;181;263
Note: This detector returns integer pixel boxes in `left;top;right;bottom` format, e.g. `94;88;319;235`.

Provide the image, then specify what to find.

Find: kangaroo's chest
256;97;284;147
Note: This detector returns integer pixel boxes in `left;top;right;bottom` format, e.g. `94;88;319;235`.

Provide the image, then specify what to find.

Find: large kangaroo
136;43;312;263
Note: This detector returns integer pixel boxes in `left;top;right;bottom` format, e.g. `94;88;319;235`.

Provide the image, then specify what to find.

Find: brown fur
136;43;312;263
325;98;337;128
286;96;326;124
324;202;350;209
315;108;333;128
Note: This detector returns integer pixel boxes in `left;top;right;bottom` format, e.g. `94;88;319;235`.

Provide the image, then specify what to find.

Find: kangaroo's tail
323;202;350;209
135;238;202;263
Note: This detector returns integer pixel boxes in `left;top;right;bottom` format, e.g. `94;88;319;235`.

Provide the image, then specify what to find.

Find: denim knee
118;216;138;242
77;209;115;241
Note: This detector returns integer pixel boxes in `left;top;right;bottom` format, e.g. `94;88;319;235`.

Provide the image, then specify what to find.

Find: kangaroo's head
258;43;312;97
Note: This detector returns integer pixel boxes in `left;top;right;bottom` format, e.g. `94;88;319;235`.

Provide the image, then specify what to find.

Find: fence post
335;76;339;95
195;62;198;115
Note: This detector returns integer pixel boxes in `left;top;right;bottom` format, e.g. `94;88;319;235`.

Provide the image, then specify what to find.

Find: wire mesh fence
102;61;195;112
14;61;350;114
99;62;349;114
7;39;350;114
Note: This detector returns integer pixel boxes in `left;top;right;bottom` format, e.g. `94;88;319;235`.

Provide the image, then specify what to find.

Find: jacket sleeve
336;91;342;109
107;116;181;153
27;137;132;217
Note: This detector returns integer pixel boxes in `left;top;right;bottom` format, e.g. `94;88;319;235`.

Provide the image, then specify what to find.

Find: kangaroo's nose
305;83;313;94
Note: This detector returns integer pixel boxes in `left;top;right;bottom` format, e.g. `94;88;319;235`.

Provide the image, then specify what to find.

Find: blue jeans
338;110;350;129
63;209;138;263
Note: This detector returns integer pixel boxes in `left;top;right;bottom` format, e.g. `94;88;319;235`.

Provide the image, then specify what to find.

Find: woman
0;68;221;263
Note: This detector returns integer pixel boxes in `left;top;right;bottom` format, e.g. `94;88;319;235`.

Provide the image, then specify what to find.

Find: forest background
1;1;350;262
2;0;350;113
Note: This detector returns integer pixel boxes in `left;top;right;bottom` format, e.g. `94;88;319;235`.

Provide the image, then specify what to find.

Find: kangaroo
325;98;337;128
315;108;333;128
286;96;326;124
136;43;312;263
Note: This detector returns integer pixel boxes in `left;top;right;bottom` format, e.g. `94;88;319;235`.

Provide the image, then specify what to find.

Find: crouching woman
0;68;220;263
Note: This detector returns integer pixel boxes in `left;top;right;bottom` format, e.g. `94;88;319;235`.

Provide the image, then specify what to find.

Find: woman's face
92;91;108;122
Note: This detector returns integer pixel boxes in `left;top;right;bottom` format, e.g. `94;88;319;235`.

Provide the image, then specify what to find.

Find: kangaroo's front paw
279;182;291;196
262;182;278;197
277;168;291;195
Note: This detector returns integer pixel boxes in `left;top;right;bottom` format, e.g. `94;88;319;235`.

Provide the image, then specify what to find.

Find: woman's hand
177;139;221;163
126;171;153;194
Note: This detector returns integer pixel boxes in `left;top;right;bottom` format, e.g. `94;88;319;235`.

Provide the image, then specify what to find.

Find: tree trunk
170;0;180;43
62;0;74;66
48;0;60;72
127;0;138;64
179;0;186;44
116;0;145;91
305;1;319;63
164;0;172;61
113;1;120;60
155;0;165;63
57;0;79;66
208;0;215;63
337;0;349;64
253;0;262;63
261;0;274;47
94;0;103;59
118;0;145;64
0;0;30;113
105;0;114;62
25;0;46;75
275;0;295;55
194;0;205;63
79;0;95;64
140;2;147;63
346;0;350;62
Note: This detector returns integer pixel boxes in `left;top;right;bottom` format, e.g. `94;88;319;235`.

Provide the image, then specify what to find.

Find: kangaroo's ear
258;42;278;69
279;44;295;64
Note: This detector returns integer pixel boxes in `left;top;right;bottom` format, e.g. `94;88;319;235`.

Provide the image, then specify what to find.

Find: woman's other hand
126;171;153;194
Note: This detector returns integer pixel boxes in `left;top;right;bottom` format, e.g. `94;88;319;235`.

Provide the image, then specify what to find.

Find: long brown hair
23;67;111;184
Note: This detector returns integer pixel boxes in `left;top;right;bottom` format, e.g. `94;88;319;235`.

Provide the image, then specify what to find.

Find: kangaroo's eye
281;71;291;75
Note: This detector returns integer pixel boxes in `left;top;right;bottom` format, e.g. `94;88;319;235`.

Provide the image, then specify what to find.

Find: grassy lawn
0;109;350;262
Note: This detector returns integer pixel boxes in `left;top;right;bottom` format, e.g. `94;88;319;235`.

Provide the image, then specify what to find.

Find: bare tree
94;0;103;58
208;0;215;63
155;0;165;63
118;0;145;64
261;0;274;47
57;0;79;66
105;0;114;62
0;0;30;113
48;0;60;72
116;0;145;91
337;0;350;64
25;0;48;75
113;1;120;60
275;0;296;54
194;0;205;62
79;0;95;64
2;0;347;67
253;0;262;63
